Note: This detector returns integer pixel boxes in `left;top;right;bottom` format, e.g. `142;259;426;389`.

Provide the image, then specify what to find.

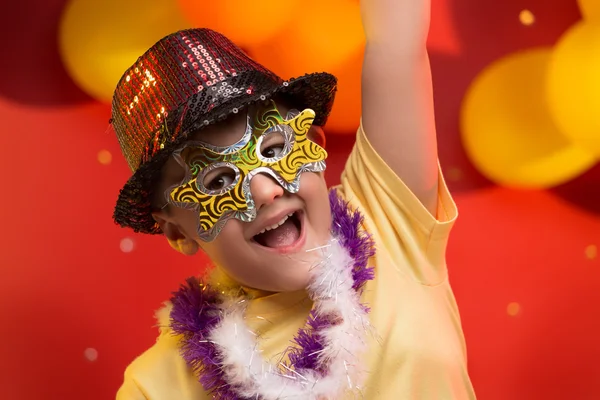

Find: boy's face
153;101;332;293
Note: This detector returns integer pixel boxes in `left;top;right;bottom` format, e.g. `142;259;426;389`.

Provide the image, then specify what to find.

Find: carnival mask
166;100;328;241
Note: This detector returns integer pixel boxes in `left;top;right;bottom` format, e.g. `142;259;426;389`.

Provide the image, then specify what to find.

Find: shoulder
127;303;180;372
119;303;207;399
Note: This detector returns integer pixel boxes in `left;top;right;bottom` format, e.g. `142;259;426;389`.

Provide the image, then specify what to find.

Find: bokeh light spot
520;10;535;26
507;302;521;316
585;244;597;260
84;347;98;362
447;167;463;182
120;237;135;253
98;149;112;165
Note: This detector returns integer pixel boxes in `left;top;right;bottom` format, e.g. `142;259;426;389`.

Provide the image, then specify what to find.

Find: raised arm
360;0;439;215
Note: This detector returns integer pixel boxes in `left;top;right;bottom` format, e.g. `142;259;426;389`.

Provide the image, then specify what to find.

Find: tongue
259;218;300;248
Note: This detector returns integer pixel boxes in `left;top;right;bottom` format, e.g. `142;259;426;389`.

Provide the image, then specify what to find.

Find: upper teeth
258;213;294;234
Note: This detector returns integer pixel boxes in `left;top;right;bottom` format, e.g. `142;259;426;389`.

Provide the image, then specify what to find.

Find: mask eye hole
258;125;293;162
197;162;240;195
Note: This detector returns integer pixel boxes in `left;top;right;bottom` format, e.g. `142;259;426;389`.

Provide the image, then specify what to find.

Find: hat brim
113;72;337;235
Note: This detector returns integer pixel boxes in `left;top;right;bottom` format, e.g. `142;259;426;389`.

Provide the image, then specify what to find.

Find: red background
1;1;599;399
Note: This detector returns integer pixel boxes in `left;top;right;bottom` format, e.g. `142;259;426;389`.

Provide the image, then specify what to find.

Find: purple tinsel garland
169;189;375;399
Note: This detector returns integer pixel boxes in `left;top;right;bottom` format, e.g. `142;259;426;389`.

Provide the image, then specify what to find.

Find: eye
262;143;285;158
258;125;292;160
202;166;237;191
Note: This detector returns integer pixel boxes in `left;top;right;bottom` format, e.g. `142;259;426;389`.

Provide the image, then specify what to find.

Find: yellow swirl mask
167;100;328;242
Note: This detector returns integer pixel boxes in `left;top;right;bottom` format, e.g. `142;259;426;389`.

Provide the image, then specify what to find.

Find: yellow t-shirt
116;124;476;399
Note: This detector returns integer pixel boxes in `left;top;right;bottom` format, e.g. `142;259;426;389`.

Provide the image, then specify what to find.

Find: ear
152;210;200;256
309;125;326;148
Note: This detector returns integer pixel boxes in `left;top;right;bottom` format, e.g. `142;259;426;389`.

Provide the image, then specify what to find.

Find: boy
113;0;476;399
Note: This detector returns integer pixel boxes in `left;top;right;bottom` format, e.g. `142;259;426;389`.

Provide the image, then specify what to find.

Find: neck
206;264;279;300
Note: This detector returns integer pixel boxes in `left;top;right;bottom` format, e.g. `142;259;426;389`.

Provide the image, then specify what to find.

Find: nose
249;172;284;210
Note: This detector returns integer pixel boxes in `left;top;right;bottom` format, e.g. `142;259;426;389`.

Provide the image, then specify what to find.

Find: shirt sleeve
336;121;458;285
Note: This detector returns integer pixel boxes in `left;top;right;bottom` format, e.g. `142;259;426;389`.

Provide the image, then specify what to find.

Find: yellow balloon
547;21;600;156
177;0;302;47
250;0;364;78
461;48;596;189
249;0;364;133
59;0;189;102
578;0;600;20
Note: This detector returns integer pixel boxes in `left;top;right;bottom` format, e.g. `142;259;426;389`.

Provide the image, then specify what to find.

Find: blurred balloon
0;0;91;106
249;0;363;133
59;0;189;102
250;0;363;78
177;0;300;47
547;21;600;156
461;48;596;189
578;0;600;20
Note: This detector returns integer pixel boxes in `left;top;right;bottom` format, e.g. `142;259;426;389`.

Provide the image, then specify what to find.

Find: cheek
200;224;272;289
299;173;332;229
299;172;329;199
169;206;200;239
199;220;245;264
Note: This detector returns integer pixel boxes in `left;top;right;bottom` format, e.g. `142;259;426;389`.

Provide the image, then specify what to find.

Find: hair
150;165;172;216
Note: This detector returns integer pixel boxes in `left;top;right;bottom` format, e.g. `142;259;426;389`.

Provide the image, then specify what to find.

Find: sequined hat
111;28;337;234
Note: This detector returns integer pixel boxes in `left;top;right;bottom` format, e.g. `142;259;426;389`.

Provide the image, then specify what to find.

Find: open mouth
252;211;304;251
